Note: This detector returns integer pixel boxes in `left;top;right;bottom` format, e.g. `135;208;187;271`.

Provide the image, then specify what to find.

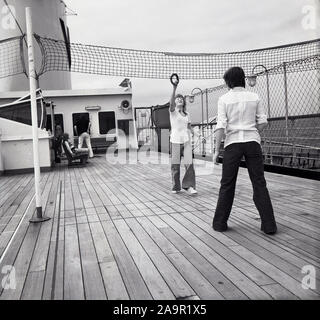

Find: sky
66;0;320;107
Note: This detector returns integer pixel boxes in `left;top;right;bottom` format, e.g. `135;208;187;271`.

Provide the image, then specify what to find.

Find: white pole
26;7;49;223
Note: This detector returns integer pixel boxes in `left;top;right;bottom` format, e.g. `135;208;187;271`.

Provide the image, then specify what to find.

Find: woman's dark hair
223;67;246;89
175;94;187;115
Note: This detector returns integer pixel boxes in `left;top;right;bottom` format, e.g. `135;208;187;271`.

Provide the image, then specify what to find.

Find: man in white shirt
212;67;277;235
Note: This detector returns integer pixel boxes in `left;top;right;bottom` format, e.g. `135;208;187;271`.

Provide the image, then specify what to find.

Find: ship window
98;111;116;135
72;112;89;136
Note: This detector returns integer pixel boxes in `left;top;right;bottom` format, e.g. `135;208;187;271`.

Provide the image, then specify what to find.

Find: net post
25;7;50;224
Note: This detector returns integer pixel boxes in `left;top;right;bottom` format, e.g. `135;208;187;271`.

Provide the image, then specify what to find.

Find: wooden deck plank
185;209;320;296
78;168;104;208
42;180;62;300
0;223;42;300
231;208;320;260
100;260;130;300
172;213;276;286
0;173;50;287
0;155;319;300
100;220;152;300
20;271;45;300
159;214;272;300
125;217;202;299
232;219;320;269
167;252;225;300
199;167;317;209
234;187;320;226
52;239;64;299
113;219;176;300
231;217;320;272
227;203;320;250
0;177;35;241
89;221;129;300
188;210;320;271
64;224;84;300
50;173;65;301
271;203;320;226
69;169;86;210
0;175;14;190
77;223;107;300
0;175;26;202
89;165;123;206
261;284;299;300
28;173;60;273
0;172;54;299
0;176;30;216
18;173;58;300
136;217;180;255
51;171;65;300
63;166;85;300
0;175;48;258
229;245;319;300
147;215;248;300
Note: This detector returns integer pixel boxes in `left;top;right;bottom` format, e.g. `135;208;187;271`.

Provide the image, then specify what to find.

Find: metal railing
134;56;320;170
185;56;320;169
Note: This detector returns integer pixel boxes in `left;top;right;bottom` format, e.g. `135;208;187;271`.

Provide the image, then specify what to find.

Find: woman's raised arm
170;75;179;112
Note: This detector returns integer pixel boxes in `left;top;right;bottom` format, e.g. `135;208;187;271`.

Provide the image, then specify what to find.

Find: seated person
62;133;90;166
53;125;63;163
62;133;89;155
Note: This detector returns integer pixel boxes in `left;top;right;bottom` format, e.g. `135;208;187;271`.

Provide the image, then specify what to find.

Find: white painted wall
0;89;139;160
0;117;52;172
46;91;138;149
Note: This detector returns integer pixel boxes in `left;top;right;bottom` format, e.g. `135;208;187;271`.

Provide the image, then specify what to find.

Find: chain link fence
135;55;320;170
136;55;320;170
185;56;320;169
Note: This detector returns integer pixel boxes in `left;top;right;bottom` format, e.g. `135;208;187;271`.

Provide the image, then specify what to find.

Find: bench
62;140;89;166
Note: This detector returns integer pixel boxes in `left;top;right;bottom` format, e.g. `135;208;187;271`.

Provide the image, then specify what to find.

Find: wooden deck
0;152;319;300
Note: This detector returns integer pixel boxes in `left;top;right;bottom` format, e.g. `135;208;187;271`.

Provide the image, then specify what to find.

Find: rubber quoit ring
170;73;179;85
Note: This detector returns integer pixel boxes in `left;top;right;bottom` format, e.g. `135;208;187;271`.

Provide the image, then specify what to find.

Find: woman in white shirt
169;78;197;195
212;67;277;235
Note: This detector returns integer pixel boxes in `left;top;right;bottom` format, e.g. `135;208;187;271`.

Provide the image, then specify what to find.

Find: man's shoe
187;187;198;195
212;222;228;232
172;190;181;194
261;225;277;235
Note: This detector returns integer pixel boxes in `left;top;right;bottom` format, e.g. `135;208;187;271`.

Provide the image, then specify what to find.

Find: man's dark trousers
212;141;277;233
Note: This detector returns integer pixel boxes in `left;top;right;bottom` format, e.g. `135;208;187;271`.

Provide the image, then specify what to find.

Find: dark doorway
46;114;64;132
118;119;131;136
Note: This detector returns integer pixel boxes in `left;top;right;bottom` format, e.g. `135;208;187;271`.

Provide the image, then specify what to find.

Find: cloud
66;0;319;107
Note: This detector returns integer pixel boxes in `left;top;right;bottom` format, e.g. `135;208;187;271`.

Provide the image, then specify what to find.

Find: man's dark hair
223;67;246;89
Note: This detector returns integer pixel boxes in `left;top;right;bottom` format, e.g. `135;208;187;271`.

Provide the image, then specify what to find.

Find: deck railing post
205;89;209;126
283;62;289;143
26;7;50;223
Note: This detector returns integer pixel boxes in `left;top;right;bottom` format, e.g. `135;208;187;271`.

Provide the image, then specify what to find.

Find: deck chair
62;140;89;166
